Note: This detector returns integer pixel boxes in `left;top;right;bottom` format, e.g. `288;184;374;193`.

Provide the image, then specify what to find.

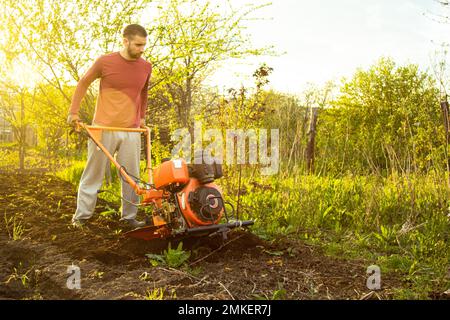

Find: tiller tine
123;225;170;241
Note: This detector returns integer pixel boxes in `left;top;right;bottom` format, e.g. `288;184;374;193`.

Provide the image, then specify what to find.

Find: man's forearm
68;58;101;117
69;78;91;117
140;92;148;120
140;75;150;119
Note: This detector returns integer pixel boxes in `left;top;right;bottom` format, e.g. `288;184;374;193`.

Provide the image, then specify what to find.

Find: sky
205;0;450;95
3;0;450;93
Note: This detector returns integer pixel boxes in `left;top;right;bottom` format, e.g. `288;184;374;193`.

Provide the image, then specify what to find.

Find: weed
146;253;166;267
187;266;203;277
144;288;164;300
4;212;25;241
251;284;287;300
5;263;31;287
139;272;152;282
99;205;120;220
146;242;191;269
144;287;177;300
91;270;104;279
271;284;287;300
165;242;191;268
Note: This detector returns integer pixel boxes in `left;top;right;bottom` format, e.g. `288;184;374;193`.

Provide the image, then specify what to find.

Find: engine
152;153;225;227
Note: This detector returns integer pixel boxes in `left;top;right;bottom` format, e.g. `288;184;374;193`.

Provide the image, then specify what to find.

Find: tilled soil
0;172;401;300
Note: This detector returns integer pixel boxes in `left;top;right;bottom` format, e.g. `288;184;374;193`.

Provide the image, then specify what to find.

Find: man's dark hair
123;24;147;39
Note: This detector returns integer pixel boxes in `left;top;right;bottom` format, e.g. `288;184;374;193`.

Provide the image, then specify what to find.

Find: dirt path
0;172;400;300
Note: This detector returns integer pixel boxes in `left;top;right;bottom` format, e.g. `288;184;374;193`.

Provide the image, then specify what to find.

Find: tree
0;0;149;123
0;0;274;168
0;0;151;163
318;58;442;175
146;0;273;131
0;82;36;170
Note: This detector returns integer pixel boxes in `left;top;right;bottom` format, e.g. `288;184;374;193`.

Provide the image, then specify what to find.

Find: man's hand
67;114;81;132
140;118;146;128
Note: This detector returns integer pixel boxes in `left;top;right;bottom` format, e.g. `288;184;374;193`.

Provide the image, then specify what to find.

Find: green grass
221;168;450;300
0;145;78;170
55;159;151;205
4;212;25;241
55;160;86;186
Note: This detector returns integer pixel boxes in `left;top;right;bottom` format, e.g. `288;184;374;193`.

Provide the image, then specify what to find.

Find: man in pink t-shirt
68;24;152;228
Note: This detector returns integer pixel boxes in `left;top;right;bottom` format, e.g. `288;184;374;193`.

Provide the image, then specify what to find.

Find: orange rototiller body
76;123;253;241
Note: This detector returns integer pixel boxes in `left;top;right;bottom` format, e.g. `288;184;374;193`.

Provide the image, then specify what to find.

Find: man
67;24;152;228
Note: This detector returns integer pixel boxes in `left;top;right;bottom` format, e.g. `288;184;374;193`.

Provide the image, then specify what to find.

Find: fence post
440;100;450;188
306;107;318;174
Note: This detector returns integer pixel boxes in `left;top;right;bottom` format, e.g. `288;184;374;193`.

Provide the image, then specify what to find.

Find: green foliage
271;284;287;300
99;206;120;220
252;283;287;300
187;266;203;277
229;171;448;235
147;0;273;129
317;58;444;175
146;253;166;267
144;288;164;300
55;160;86;188
5;262;31;287
4;212;25;241
372;225;399;250
164;242;191;268
146;242;191;268
222;169;449;298
144;287;177;300
260;83;335;173
91;270;105;279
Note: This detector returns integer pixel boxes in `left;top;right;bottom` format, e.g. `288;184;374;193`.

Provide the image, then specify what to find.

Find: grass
5;262;31;288
4;212;25;241
0;146;74;171
221;168;450;300
55;159;150;205
55;160;86;187
144;287;164;300
144;287;177;300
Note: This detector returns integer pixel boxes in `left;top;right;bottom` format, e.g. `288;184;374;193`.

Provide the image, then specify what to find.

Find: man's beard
127;48;141;59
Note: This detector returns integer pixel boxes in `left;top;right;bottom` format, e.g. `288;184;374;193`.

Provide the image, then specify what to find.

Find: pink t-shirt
69;52;152;128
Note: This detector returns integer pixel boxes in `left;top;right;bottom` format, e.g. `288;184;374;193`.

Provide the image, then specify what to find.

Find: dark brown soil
0;172;402;300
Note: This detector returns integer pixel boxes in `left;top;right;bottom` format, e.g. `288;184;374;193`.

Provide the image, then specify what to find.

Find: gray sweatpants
72;130;141;222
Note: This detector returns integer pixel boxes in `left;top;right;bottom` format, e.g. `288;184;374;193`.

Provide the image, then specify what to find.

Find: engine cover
176;179;224;227
153;159;190;190
188;186;223;223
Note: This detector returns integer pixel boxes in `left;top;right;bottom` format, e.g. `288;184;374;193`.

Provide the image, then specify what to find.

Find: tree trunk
305;107;318;174
186;76;193;135
440;101;450;188
19;92;26;171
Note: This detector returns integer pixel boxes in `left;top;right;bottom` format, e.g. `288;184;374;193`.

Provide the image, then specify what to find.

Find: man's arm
139;73;150;127
68;57;103;122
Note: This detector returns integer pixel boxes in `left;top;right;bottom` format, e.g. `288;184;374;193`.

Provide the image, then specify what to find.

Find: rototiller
76;123;253;241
